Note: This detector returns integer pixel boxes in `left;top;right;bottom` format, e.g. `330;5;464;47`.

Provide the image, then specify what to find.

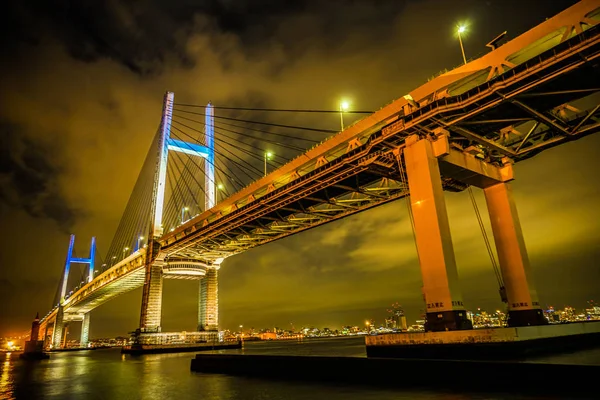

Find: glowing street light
264;151;273;176
137;236;144;250
217;183;224;202
122;247;129;260
181;206;189;224
339;101;350;131
365;320;371;333
111;255;116;267
457;25;467;65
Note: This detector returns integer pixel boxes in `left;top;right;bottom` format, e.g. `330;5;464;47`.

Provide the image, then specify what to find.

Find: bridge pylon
139;91;219;335
404;131;546;330
403;135;472;332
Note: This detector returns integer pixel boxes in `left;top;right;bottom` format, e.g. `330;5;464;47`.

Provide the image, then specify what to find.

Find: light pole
264;152;273;176
365;320;370;333
217;183;224;202
137;236;144;251
181;206;189;224
339;101;349;131
457;25;467;65
111;256;116;267
122;247;129;261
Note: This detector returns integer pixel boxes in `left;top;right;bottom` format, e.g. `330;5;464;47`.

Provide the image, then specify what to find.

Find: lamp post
181;206;189;224
339;101;349;131
137;236;144;251
365;320;371;333
122;247;129;261
264;152;273;176
217;183;224;202
111;256;116;267
457;25;467;65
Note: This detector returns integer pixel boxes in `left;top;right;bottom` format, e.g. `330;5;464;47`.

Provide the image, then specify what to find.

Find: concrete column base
426;310;473;332
507;309;548;327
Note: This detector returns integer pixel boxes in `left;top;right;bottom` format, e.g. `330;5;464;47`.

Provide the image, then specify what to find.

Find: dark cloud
0;123;80;232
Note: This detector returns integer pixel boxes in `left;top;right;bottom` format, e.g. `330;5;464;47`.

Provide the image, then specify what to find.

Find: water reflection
0;340;596;399
0;353;14;400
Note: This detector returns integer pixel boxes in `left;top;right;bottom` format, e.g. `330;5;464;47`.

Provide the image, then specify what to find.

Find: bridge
38;0;599;348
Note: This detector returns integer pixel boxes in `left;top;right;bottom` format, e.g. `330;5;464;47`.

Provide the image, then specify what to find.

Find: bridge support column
484;182;547;326
198;267;218;331
80;312;91;347
140;263;164;332
403;136;472;332
52;306;65;348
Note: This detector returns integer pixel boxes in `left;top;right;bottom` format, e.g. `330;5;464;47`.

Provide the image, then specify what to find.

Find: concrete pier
365;321;600;359
190;353;599;397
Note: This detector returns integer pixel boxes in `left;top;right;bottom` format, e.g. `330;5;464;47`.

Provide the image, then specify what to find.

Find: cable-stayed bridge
38;0;599;348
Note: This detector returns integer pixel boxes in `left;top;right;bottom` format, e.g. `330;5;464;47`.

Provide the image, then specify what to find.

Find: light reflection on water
0;337;598;399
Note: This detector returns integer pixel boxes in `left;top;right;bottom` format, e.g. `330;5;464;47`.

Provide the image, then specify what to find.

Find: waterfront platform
122;341;241;355
190;353;599;397
366;321;600;360
49;347;96;352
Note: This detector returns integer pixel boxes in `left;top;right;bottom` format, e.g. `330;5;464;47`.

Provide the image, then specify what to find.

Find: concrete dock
190;353;599;397
366;321;600;359
122;341;241;355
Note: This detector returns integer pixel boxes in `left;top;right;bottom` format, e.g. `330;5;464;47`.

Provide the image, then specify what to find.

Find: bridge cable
172;108;337;135
163;160;190;231
467;186;507;303
172;112;320;146
171;122;262;182
172;117;296;161
105;129;158;266
174;103;374;114
170;128;252;190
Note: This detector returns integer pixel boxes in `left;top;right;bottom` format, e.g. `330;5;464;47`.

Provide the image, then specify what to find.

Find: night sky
2;0;599;338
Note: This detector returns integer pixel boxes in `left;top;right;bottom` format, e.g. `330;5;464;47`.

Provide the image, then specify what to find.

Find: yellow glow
340;101;350;111
184;206;189;211
265;151;274;159
458;25;466;34
139;236;144;240
217;183;224;190
7;341;13;348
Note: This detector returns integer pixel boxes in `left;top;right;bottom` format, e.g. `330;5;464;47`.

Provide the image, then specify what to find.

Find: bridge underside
159;23;599;264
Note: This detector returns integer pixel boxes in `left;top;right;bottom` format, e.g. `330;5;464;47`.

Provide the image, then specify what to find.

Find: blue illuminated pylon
151;92;216;238
60;235;96;302
204;102;215;211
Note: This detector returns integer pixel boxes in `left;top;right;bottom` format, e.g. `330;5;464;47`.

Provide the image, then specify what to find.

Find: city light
217;183;224;190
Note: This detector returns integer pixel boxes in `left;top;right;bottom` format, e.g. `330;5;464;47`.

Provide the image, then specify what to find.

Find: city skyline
2;0;600;338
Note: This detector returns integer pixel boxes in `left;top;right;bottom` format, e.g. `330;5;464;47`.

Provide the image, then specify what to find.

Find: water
2;337;599;399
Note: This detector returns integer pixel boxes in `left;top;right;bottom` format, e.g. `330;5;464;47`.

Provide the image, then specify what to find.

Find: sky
1;0;599;338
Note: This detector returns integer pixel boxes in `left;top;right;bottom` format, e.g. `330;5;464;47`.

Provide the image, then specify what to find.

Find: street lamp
457;25;467;65
137;236;144;250
181;206;189;224
217;183;224;202
111;256;116;267
339;101;349;131
122;247;129;260
264;152;273;176
365;320;371;333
